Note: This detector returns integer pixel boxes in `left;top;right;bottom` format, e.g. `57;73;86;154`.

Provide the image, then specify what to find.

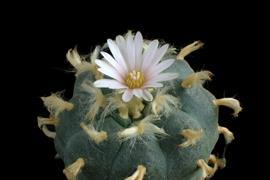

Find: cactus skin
39;38;240;180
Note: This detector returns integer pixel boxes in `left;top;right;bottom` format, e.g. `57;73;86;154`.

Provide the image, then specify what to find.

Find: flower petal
94;79;128;89
126;33;136;70
142;89;153;101
122;89;133;102
107;39;129;73
152;44;169;65
142;40;159;71
142;82;163;88
132;89;143;98
148;73;179;82
115;35;128;61
100;51;125;76
116;35;125;47
134;32;143;69
95;60;123;82
147;59;175;79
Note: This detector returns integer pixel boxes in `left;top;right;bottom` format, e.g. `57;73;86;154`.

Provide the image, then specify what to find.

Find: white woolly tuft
67;46;103;78
105;93;128;119
63;158;85;180
41;126;56;139
197;155;218;179
37;117;57;139
152;87;180;116
41;93;73;117
218;126;235;144
90;46;100;65
125;165;146;180
117;115;168;142
213;98;242;117
80;122;108;144
75;61;95;76
177;41;204;60
88;46;104;79
66;47;82;68
37;116;58;128
179;129;203;148
181;70;213;88
81;81;106;122
101;94;145;120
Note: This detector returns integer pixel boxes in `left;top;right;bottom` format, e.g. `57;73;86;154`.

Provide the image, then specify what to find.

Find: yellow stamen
125;70;145;89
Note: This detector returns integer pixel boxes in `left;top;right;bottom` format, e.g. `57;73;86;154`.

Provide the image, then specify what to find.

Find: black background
6;2;265;179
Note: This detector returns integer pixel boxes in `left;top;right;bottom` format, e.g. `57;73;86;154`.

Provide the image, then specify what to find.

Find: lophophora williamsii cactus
38;31;242;180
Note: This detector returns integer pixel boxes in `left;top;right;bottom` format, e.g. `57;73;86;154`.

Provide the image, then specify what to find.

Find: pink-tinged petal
97;68;123;82
142;82;163;88
116;35;125;47
94;79;128;89
149;73;179;82
147;59;175;79
142;89;153;101
152;44;169;65
116;35;128;66
107;39;129;73
122;89;133;102
142;40;159;71
134;32;143;69
100;52;125;76
95;60;123;82
132;89;143;98
126;33;136;70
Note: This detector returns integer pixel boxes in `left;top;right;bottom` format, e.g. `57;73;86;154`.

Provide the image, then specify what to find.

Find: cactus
38;31;242;180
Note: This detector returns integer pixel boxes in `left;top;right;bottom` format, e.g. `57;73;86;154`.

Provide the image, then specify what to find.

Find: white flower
94;32;178;102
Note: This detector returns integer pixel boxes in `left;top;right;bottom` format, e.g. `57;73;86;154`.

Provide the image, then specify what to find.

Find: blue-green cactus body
54;58;220;180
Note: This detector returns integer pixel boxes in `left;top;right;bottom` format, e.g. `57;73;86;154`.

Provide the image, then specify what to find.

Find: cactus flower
94;32;178;102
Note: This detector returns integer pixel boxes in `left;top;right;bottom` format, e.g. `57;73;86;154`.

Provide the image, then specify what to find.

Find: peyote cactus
38;31;242;180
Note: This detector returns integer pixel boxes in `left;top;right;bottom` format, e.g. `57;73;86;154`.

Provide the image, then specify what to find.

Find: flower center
125;70;145;89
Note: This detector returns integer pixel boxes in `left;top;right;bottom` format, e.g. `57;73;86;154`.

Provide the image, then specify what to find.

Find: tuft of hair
218;126;235;144
90;46;100;64
66;46;103;78
79;46;103;78
75;61;95;76
105;93;129;119
197;155;218;180
37;116;58;128
89;46;103;79
127;97;145;119
103;93;144;120
63;158;85;180
167;46;177;56
152;87;180;116
81;81;106;122
80;122;108;144
216;157;226;169
213;98;242;117
125;165;146;180
41;92;73;117
117;115;167;143
178;128;203;148
37;117;56;139
66;47;82;68
41;126;56;139
177;40;204;60
181;70;213;88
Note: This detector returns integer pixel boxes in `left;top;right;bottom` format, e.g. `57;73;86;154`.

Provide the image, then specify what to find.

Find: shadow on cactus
38;31;242;180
